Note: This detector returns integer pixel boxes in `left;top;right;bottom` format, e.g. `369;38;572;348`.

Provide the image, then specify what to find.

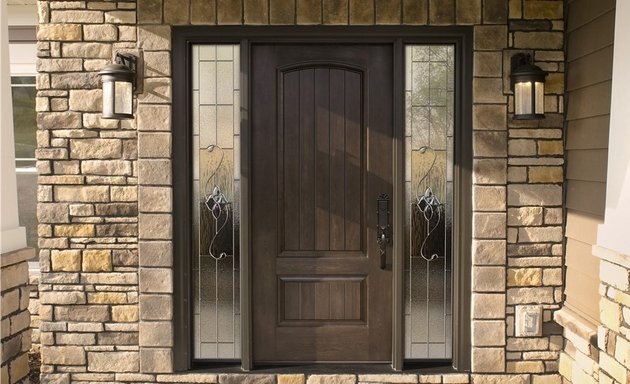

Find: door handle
376;194;391;270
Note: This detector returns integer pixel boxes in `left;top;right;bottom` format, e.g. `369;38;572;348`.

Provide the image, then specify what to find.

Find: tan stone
507;207;543;226
507;184;562;206
471;348;505;373
82;160;133;175
9;353;29;383
112;305;139;322
139;241;172;267
508;139;536;156
278;374;306;384
473;186;506;212
523;1;563;20
50;250;81;272
139;213;172;240
50;10;103;23
472;320;506;346
144;51;171;77
54;305;109;322
82;250;113;272
542;268;562;286
55;186;110;202
518;227;563;243
473;159;507;185
474;51;502;77
528;166;563;183
473;78;506;104
140;268;173;293
88;292;127;304
139;77;172;103
139;294;172;320
306;375;356;384
54;224;95;237
473;240;506;265
473;104;506;130
137;104;171;131
83;25;118;41
68;89;102;112
473;213;506;239
37;58;83;72
138;25;171;51
507;268;542;286
472;293;505;319
376;0;401;24
38;203;70;223
111;186;138;202
139;186;172;212
138;159;172;185
105;10;136;24
599;352;627;384
141;348;173;373
600;298;622;332
62;42;112;59
70;138;122;159
87;351;139;372
138;132;172;158
37;24;82;41
41;346;86;365
507;287;554;304
139;321;173;347
514;32;563;50
473;266;506;292
538;140;563;155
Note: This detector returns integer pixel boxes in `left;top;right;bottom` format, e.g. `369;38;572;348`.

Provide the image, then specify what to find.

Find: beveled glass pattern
404;45;454;359
192;44;240;360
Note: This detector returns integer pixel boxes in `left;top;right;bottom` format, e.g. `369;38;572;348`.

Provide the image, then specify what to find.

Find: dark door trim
171;25;473;373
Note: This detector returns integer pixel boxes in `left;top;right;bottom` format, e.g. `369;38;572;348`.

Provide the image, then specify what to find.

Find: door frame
172;26;473;372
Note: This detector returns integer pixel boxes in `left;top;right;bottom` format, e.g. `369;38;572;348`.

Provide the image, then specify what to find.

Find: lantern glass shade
103;80;133;118
510;54;547;120
99;62;135;119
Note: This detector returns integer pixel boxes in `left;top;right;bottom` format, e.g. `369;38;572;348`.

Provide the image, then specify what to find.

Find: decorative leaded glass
191;44;240;360
404;45;454;359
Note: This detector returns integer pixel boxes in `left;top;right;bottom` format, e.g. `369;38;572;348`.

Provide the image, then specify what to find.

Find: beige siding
564;0;615;323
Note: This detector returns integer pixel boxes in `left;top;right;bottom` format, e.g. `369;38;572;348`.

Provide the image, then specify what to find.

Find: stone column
0;0;27;254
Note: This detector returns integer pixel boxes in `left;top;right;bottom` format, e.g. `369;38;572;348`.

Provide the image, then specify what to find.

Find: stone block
429;0;454;24
483;0;507;24
87;292;127;305
139;321;173;347
54;305;109;322
508;139;536;156
38;111;82;129
83;25;118;41
82;250;113;272
140;268;173;293
138;0;163;23
139;186;172;212
507;268;542;287
9;353;29;383
112;305;139;322
0;262;28;292
474;25;507;50
507;184;562;206
270;0;295;24
217;0;243;24
472;293;505;319
62;43;112;59
50;10;104;23
600;298;622;332
38;24;82;41
472;320;506;346
82;160;133;175
297;0;322;24
110;186;138;202
471;348;505;372
518;227;563;243
138;159;172;185
41;346;86;365
538;140;563;155
473;186;506;212
137;104;171;131
37;58;83;72
138;132;172;158
140;348;173;373
456;0;481;24
513;32;563;50
87;351;139;372
349;0;374;24
245;0;270;24
68;89;102;112
474;51;502;77
53;161;80;175
376;0;402;24
523;1;563;19
139;213;173;240
70;138;121;159
54;224;95;237
56;186;110;202
144;51;171;77
105;10;136;24
507;287;554;305
473;213;506;239
528;166;563;183
278;374;307;384
140;294;173;320
138;25;171;51
473;78;506;104
139;77;172;104
306;375;356;384
55;333;96;345
38;203;70;223
50;250;81;272
507;207;543;226
473;159;507;185
321;0;348;25
473;266;506;292
139;241;173;267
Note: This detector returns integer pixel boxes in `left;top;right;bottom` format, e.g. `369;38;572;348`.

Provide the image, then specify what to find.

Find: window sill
554;306;598;346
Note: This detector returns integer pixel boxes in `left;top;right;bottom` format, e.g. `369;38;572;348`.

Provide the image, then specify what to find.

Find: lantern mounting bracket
114;53;137;91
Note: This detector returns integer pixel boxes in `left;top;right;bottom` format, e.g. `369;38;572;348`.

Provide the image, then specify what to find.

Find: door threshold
191;361;455;374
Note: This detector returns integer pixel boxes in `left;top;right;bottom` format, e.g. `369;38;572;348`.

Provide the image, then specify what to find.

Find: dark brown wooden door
251;44;393;363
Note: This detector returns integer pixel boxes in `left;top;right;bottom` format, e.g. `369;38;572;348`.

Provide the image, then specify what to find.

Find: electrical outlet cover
515;305;543;337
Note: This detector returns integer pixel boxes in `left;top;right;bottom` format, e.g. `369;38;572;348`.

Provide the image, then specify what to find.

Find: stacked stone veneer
556;246;630;384
1;248;34;384
35;0;565;383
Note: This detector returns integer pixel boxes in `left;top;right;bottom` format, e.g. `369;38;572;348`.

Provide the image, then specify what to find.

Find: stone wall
35;0;565;382
29;271;42;353
1;248;34;384
557;246;630;384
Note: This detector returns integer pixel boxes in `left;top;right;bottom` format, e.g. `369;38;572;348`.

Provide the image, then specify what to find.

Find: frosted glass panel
404;45;454;360
192;44;240;360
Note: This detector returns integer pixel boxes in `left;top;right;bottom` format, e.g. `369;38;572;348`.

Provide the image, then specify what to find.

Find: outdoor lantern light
99;53;136;119
510;53;548;120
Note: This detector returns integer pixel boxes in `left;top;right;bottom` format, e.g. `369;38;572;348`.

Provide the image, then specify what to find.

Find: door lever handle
377;194;391;270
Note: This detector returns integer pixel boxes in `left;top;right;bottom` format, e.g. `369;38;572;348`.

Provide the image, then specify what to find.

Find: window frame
171;26;473;372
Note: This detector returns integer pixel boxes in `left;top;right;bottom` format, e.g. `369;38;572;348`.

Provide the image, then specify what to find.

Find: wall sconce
99;53;136;119
510;53;548;120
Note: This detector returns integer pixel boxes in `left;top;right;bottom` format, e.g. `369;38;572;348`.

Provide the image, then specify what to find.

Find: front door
251;44;394;363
